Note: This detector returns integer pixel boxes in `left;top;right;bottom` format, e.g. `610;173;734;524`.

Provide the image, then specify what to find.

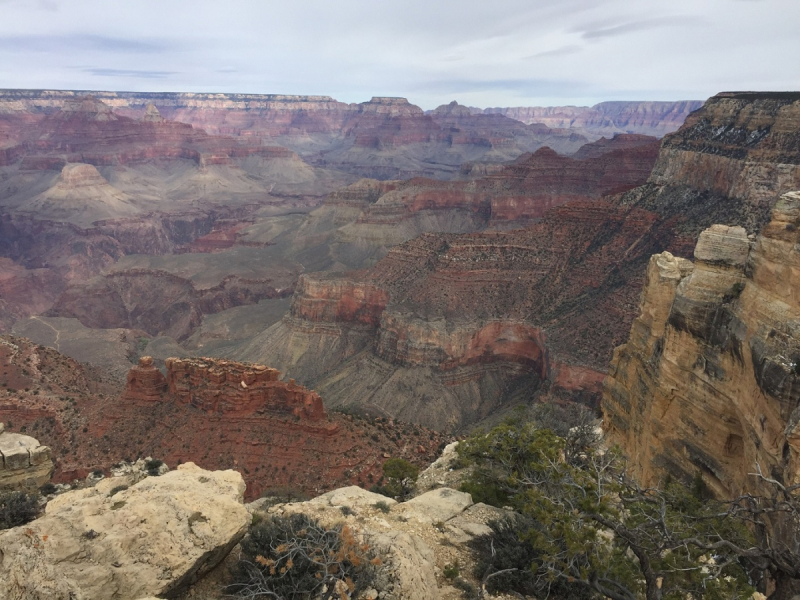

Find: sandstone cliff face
603;191;800;498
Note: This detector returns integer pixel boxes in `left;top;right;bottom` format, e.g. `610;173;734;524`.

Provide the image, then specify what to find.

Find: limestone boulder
308;485;398;509
398;488;473;523
0;427;53;492
0;462;249;600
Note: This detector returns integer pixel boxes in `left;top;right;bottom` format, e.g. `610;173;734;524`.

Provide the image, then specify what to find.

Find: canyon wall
479;100;704;138
617;92;800;236
235;93;800;432
0;91;591;180
603;191;800;498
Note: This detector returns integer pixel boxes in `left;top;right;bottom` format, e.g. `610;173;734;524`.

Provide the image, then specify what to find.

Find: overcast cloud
0;0;796;108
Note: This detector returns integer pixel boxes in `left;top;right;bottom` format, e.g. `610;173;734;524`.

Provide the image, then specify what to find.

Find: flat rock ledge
0;462;249;600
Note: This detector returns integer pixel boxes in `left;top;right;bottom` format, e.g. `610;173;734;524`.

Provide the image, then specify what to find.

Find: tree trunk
769;571;800;600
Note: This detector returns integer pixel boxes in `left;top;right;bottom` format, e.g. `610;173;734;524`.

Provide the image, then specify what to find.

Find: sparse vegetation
372;457;419;500
0;491;41;530
227;513;382;599
144;458;164;476
372;501;391;514
456;416;756;600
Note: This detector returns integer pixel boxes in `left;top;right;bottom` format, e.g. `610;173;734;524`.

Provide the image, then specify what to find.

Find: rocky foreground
0;445;510;600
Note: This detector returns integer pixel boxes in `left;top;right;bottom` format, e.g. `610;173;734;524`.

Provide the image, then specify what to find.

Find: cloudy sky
0;0;797;109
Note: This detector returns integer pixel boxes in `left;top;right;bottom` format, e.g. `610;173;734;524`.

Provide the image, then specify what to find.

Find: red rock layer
333;134;660;229
0;335;450;500
162;357;326;421
291;275;390;327
122;356;168;402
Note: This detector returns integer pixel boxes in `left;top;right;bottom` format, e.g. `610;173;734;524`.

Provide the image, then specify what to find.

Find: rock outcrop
263;485;511;600
0;423;53;492
603;191;800;497
122;356;168;401
0;462;250;600
162;356;326;421
0;335;450;501
618;92;800;236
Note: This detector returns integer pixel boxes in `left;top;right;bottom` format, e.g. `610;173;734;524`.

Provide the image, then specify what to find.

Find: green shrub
372;501;391;514
443;561;460;580
144;459;163;476
380;458;419;500
227;513;382;599
39;482;57;496
0;491;40;530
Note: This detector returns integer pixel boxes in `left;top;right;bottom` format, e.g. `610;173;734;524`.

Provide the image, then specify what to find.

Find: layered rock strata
122;356;168;401
237;198;687;430
162;357;326;421
0;90;590;180
0;423;53;492
603;191;800;498
617;92;800;236
0;335;449;500
479;100;704;138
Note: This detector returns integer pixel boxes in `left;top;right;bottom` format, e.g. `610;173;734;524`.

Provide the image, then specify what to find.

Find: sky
0;0;797;109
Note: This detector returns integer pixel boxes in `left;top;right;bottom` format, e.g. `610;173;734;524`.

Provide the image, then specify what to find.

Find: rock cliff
603;191;800;498
617;92;800;236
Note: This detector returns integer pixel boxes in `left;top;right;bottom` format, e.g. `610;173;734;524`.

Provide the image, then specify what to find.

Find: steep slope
603;191;800;499
616;92;800;236
16;163;139;226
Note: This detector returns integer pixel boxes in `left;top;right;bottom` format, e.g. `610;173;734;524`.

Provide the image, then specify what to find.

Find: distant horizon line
0;87;711;110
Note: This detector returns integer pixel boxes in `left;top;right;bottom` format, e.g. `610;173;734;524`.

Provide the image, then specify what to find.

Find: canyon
3;89;797;439
0;91;591;180
221;92;800;432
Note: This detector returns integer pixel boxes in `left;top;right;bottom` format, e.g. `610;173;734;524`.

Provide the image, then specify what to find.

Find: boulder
398;488;473;523
308;485;397;509
0;428;53;492
0;462;249;600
